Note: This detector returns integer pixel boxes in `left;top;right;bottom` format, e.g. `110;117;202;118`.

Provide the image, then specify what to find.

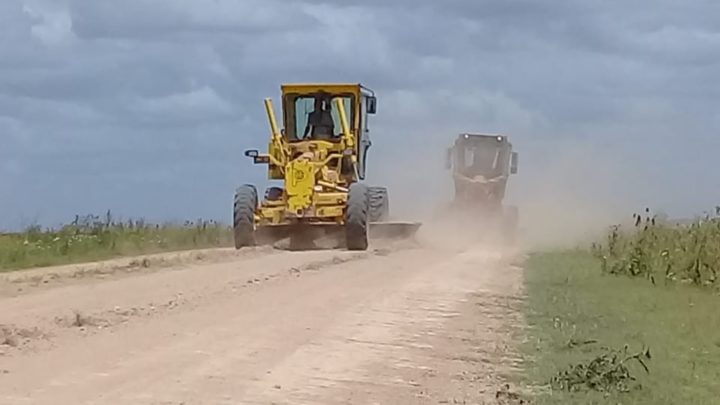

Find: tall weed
0;211;232;270
593;208;720;289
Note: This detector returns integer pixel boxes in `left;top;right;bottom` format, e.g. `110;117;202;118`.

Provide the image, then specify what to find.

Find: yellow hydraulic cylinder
334;98;354;149
264;98;281;140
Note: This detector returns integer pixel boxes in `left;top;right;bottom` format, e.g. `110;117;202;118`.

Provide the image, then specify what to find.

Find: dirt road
0;238;524;404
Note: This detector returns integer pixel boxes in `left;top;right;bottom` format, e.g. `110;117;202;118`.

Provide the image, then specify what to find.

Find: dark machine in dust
445;133;519;243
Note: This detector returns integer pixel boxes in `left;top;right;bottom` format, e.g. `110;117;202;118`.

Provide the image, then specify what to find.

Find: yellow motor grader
234;83;420;250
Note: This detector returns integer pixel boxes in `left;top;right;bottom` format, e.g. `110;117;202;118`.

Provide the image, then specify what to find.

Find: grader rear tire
346;183;370;251
368;186;390;222
233;185;257;249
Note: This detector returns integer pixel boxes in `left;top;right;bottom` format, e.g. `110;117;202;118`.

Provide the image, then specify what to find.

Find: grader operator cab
445;133;519;243
234;83;420;251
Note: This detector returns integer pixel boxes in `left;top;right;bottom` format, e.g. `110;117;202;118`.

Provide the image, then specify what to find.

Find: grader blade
255;225;292;246
369;221;422;239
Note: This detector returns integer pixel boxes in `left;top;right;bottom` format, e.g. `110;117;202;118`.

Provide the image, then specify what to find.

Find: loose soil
0;237;525;404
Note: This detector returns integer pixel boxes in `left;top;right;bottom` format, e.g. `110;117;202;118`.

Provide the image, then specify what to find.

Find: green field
0;214;233;271
521;212;720;404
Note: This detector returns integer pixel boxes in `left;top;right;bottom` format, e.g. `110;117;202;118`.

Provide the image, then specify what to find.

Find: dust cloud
509;139;641;250
371;135;640;253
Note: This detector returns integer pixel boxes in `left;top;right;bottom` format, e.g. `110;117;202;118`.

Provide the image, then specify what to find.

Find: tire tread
233;185;257;248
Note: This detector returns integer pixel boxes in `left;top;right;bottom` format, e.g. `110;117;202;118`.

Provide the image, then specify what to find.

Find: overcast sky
2;0;719;230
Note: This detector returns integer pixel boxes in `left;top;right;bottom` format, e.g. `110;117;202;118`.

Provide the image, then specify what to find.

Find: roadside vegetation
0;212;233;271
522;210;720;404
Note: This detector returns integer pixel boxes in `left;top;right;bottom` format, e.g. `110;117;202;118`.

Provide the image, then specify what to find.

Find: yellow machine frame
244;83;376;228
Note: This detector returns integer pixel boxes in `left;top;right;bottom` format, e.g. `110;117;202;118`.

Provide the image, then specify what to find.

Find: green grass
0;214;233;271
522;251;720;404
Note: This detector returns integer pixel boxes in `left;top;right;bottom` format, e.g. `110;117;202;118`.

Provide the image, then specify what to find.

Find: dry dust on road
0;235;525;404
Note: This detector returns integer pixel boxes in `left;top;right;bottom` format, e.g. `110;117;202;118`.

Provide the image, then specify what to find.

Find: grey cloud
1;0;719;229
127;86;234;125
68;0;320;39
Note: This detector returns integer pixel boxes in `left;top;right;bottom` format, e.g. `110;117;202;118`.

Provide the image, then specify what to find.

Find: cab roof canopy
280;83;374;96
457;133;510;143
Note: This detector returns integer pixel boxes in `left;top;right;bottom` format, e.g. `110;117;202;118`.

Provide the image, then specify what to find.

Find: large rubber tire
368;186;390;222
233;185;257;249
345;183;370;251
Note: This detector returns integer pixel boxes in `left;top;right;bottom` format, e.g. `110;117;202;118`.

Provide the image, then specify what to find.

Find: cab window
285;94;354;140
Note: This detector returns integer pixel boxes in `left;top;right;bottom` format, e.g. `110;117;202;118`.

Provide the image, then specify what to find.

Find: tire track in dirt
235;248;527;405
0;241;524;405
0;246;276;295
0;244;399;356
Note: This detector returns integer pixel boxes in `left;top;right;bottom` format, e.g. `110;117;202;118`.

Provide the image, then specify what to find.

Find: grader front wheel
233;185;257;249
345;183;370;251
